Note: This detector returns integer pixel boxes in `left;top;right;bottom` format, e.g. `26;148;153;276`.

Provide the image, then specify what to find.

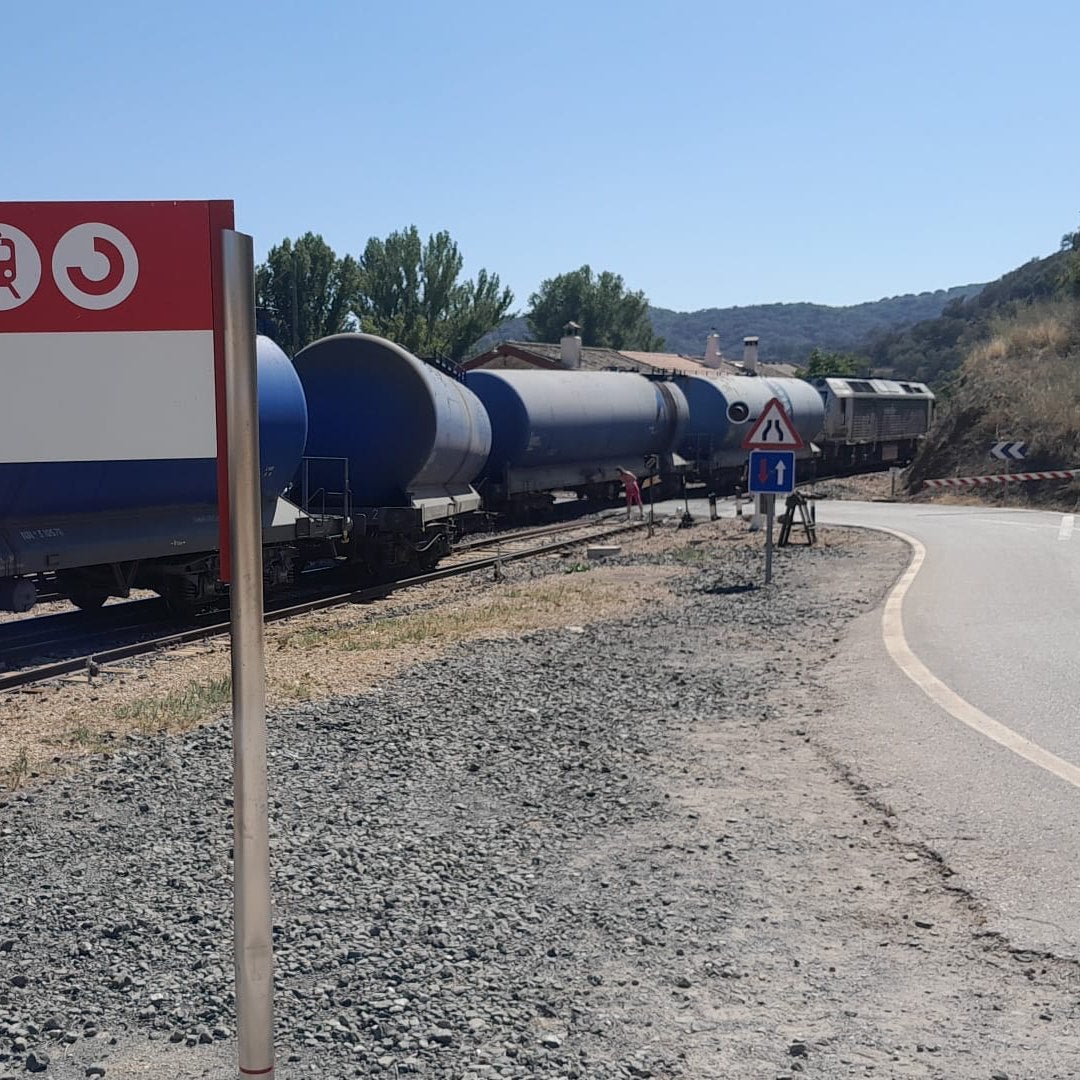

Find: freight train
0;333;933;615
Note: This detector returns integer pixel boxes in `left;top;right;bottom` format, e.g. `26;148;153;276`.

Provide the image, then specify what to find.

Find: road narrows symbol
741;398;806;450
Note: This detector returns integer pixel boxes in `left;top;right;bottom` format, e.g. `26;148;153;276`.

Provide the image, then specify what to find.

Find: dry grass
968;306;1074;367
0;541;687;784
276;579;619;654
1;747;31;789
0;521;880;788
111;677;232;736
960;301;1080;456
908;299;1080;507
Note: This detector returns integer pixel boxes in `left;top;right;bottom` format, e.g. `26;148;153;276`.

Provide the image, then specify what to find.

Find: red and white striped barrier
923;469;1080;489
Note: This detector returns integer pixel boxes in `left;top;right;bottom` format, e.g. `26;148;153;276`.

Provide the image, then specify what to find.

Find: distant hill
647;286;983;361
470;285;983;362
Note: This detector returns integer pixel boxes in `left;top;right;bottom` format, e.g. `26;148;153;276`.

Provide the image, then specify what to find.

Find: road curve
663;495;1080;957
808;499;1080;958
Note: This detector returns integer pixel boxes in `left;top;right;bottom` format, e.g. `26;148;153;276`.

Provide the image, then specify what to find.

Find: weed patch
1;748;30;790
671;544;709;564
112;677;232;735
278;579;621;655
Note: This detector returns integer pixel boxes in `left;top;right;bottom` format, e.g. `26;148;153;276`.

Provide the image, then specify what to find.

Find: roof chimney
703;331;723;369
560;321;582;369
742;336;759;373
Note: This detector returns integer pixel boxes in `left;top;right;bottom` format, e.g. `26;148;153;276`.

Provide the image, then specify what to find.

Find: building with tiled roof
462;330;798;379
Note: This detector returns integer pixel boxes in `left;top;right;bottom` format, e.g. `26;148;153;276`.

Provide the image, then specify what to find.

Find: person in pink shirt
616;467;644;519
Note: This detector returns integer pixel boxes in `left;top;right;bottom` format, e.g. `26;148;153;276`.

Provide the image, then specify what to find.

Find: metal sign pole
764;494;775;584
222;229;275;1078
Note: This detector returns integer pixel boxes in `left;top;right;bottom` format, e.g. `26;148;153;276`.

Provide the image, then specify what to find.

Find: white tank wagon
673;374;825;485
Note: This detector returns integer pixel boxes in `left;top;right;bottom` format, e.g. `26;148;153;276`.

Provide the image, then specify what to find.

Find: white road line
1058;514;1075;541
878;527;1080;791
967;518;1054;530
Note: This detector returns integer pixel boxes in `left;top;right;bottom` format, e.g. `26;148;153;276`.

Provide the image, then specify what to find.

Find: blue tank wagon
290;333;491;574
465;369;690;507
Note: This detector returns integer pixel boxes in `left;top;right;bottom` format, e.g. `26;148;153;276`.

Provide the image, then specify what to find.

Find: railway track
0;598;172;667
0;517;646;694
451;511;644;555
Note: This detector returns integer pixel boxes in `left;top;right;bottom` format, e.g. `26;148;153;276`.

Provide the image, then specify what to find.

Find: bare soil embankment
905;300;1080;510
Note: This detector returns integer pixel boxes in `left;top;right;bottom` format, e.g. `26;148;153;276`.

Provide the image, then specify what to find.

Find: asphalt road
655;494;1080;959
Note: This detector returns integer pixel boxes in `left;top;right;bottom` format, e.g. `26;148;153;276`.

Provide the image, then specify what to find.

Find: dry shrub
968;303;1074;369
961;301;1080;455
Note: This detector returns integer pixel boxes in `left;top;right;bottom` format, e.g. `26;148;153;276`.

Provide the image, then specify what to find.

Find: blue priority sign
748;450;796;494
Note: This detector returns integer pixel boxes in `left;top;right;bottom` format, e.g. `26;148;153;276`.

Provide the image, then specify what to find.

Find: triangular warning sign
740;397;805;450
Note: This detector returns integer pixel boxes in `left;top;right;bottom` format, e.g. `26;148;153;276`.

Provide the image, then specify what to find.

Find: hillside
867;249;1072;385
471;285;982;360
906;299;1080;504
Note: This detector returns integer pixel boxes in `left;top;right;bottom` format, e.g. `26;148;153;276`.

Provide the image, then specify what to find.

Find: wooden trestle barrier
777;492;817;547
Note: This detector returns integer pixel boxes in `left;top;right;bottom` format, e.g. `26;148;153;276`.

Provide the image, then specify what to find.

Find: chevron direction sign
990;441;1027;461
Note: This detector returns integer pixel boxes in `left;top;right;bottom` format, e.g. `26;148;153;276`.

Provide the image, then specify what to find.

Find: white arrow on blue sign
990;441;1027;461
747;450;796;494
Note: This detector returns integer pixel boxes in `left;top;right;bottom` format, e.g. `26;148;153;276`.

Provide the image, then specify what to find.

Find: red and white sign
923;470;1080;489
0;200;235;570
0;201;232;331
741;397;806;450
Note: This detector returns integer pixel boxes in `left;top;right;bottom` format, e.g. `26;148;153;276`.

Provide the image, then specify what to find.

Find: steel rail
454;515;624;552
0;520;646;694
0;519;621;664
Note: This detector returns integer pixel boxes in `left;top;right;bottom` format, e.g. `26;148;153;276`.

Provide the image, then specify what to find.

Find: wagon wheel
67;589;109;611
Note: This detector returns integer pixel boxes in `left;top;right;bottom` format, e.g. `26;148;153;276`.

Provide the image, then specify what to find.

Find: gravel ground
0;545;677;774
1;523;1079;1079
803;474;894;501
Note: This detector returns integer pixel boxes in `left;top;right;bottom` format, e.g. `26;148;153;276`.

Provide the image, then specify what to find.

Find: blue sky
7;0;1078;312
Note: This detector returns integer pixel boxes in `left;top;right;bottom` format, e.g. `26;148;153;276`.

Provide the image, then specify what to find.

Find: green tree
797;347;864;379
356;226;514;360
1060;222;1080;295
255;233;363;353
526;265;664;350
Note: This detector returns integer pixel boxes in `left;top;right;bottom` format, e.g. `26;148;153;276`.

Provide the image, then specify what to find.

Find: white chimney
742;335;759;373
703;332;722;368
560;321;582;369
